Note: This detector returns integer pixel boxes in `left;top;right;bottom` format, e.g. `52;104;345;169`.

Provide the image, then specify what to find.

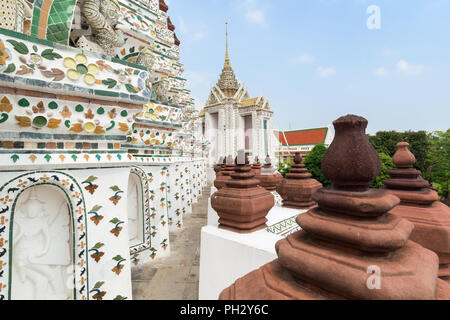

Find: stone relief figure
77;0;125;55
170;94;180;106
136;45;156;71
12;187;72;300
0;0;33;34
153;77;171;103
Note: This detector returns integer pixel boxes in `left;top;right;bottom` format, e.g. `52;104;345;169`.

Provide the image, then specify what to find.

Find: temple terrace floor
131;184;211;300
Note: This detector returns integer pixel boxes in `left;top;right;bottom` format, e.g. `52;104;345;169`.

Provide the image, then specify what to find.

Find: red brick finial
276;152;322;208
392;142;416;168
214;155;235;189
256;155;283;191
384;142;431;196
264;155;271;166
251;156;262;175
322;115;381;192
214;156;224;174
384;142;450;279
220;114;447;300
294;152;302;164
212;150;274;233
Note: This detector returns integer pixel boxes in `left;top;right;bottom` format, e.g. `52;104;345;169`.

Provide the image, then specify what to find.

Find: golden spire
216;20;240;97
224;21;231;68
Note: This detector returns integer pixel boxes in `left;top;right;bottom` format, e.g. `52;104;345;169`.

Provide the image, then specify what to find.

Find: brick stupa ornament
276;152;322;208
220;115;450;300
211;150;274;233
384;142;450;280
214;156;224;175
251;157;262;175
255;155;283;191
214;155;234;190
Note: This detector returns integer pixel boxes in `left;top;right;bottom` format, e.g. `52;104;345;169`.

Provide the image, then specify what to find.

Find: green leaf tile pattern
46;0;78;44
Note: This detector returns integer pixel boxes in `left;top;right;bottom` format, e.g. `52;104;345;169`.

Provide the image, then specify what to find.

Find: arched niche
11;185;73;300
128;172;144;248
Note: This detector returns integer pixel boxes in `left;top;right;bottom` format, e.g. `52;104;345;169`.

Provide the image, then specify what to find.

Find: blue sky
166;0;450;134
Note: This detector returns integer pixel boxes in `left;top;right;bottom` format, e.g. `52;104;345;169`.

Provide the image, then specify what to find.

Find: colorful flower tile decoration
128;129;175;148
0;39;12;73
0;36;152;99
2;93;138;135
63;53;99;85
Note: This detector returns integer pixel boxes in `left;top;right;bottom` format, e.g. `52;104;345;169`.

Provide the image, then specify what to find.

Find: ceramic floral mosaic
0;0;209;301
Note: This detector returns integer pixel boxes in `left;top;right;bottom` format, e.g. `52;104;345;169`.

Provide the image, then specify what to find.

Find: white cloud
177;17;207;43
317;66;336;78
354;0;371;5
396;60;425;76
381;48;395;56
240;0;267;26
182;70;218;106
246;10;265;25
374;67;389;77
178;17;188;35
193;32;206;41
293;54;316;64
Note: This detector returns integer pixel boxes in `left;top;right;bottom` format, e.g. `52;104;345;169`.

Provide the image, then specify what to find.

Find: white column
236;113;245;153
267;117;274;158
251;111;258;159
218;108;226;160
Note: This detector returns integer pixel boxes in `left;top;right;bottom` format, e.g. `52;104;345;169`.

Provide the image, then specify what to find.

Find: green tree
427;130;450;197
304;144;331;187
370;153;394;189
367;130;432;177
402;131;432;177
278;157;293;177
367;131;402;155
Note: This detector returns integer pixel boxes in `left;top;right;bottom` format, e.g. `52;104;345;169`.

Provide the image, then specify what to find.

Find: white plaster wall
200;204;304;300
207;186;219;226
0;157;208;300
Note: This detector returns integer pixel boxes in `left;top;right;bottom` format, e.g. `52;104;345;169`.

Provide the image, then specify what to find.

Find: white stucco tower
200;22;275;165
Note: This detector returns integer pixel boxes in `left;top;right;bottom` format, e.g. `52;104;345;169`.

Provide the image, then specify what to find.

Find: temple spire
215;21;240;97
224;21;231;68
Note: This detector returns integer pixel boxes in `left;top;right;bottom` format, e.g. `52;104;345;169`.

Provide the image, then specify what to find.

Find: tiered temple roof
204;22;271;113
216;23;240;98
275;128;329;147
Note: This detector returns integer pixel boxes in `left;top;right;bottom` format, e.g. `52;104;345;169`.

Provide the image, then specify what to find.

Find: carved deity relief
154;77;171;103
127;174;142;247
76;0;125;56
11;186;73;300
170;94;180;106
136;45;156;71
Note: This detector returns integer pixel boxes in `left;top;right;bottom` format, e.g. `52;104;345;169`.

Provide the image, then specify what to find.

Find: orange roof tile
274;128;328;146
